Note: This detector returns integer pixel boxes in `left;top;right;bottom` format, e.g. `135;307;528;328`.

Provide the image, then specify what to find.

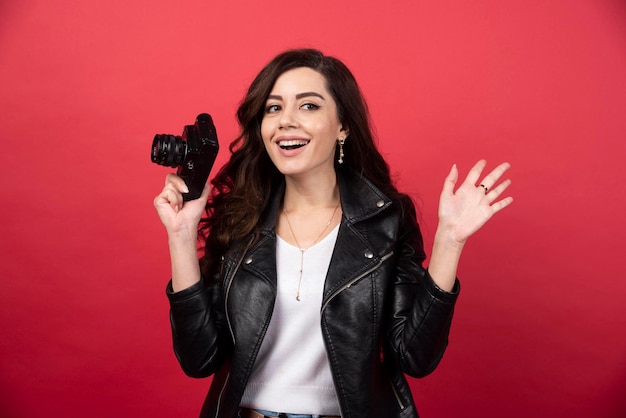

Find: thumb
199;180;211;203
441;164;458;196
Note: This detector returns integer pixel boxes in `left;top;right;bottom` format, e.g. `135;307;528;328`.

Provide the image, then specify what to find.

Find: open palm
438;160;513;245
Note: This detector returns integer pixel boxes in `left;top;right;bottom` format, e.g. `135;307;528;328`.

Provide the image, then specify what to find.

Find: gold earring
338;137;345;164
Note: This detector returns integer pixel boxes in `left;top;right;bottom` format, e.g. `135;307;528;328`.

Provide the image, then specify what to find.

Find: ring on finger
478;184;488;194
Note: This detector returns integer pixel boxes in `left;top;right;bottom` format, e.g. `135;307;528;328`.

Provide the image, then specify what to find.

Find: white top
240;225;341;415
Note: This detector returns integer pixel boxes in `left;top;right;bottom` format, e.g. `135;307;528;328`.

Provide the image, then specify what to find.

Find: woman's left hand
438;160;513;246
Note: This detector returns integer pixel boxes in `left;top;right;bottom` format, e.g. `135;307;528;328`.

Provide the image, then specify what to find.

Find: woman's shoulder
339;168;417;218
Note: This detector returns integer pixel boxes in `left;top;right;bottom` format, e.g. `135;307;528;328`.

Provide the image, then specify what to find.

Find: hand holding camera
151;113;219;201
152;114;219;236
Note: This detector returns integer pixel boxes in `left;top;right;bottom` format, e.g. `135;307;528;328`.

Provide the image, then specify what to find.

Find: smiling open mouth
278;139;310;150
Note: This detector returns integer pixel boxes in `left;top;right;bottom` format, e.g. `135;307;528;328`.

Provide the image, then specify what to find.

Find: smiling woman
153;48;512;418
261;68;348;181
2;0;625;416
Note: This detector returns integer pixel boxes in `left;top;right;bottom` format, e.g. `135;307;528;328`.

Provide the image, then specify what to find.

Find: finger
441;164;459;196
198;180;211;203
168;188;184;212
479;162;511;189
489;196;514;214
165;173;189;194
463;159;487;187
155;184;184;212
486;178;512;201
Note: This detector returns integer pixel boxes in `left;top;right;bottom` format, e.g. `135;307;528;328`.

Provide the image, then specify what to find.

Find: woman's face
261;67;348;179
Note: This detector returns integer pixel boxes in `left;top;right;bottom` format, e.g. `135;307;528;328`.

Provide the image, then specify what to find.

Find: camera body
151;113;219;201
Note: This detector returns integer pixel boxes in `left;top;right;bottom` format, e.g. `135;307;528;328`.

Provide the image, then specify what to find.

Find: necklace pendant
284;202;341;303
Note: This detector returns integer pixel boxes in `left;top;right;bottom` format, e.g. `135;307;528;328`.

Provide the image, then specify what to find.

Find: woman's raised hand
437;160;513;246
154;173;210;237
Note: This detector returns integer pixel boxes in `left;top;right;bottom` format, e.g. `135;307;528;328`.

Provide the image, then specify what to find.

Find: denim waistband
239;408;340;418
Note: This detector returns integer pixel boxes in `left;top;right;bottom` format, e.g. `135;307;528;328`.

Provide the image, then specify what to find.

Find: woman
154;49;512;418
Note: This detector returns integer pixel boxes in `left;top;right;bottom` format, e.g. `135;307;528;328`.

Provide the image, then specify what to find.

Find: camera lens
151;134;187;168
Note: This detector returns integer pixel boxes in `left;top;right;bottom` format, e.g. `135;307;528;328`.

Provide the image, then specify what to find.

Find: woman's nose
278;107;298;129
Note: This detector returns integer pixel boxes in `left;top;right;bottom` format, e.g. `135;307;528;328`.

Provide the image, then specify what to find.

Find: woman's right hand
154;173;211;238
154;174;210;291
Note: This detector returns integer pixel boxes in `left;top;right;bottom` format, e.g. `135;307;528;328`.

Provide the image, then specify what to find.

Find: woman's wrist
167;227;199;246
427;226;465;292
167;228;202;292
433;224;466;252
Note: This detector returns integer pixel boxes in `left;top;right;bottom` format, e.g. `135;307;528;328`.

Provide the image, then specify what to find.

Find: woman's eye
265;104;281;113
301;103;319;110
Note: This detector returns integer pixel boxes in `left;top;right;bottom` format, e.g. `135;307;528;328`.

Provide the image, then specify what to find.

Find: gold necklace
283;202;341;301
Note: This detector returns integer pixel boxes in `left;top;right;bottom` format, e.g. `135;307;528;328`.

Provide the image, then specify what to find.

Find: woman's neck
282;171;340;212
278;171;342;250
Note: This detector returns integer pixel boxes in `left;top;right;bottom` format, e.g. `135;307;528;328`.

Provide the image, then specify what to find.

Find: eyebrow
266;92;326;101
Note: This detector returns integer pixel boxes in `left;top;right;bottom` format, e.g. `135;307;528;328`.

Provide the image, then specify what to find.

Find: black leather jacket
167;169;460;418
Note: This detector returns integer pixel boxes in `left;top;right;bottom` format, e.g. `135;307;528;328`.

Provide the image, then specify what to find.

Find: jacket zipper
321;250;396;416
223;236;255;344
215;236;254;418
214;371;230;418
388;374;405;410
321;251;394;313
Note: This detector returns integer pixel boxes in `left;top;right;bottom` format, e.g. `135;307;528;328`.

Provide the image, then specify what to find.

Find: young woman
154;49;512;418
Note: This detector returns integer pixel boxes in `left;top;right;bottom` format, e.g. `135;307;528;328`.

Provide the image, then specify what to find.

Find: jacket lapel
240;169;395;309
322;169;394;304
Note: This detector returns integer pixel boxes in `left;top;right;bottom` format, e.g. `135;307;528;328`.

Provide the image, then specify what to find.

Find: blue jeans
253;410;325;418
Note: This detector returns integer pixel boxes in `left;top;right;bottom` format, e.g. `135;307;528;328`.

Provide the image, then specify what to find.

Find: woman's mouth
278;139;310;150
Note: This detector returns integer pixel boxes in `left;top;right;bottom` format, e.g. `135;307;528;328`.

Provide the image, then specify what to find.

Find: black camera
151;113;219;201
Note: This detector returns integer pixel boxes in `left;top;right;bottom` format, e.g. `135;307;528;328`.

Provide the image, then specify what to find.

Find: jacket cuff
423;269;460;303
166;277;211;315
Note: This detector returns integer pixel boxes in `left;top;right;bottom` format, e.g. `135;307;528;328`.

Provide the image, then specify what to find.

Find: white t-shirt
240;225;341;415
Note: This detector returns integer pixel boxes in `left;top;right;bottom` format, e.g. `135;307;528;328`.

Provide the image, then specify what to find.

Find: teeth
278;139;310;149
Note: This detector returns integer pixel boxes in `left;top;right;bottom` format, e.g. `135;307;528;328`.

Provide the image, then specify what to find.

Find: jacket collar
245;168;397;308
258;167;393;235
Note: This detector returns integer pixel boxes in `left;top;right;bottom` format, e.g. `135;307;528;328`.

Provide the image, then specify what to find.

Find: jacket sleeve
386;198;460;378
166;273;231;378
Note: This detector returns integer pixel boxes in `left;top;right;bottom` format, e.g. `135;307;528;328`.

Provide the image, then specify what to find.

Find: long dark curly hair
199;48;403;277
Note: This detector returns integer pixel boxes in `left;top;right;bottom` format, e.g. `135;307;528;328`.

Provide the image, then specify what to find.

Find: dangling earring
337;137;345;164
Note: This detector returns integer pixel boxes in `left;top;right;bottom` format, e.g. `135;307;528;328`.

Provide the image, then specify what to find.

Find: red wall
1;1;625;417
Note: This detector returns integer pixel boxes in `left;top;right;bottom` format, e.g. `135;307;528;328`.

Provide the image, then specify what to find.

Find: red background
1;1;625;417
